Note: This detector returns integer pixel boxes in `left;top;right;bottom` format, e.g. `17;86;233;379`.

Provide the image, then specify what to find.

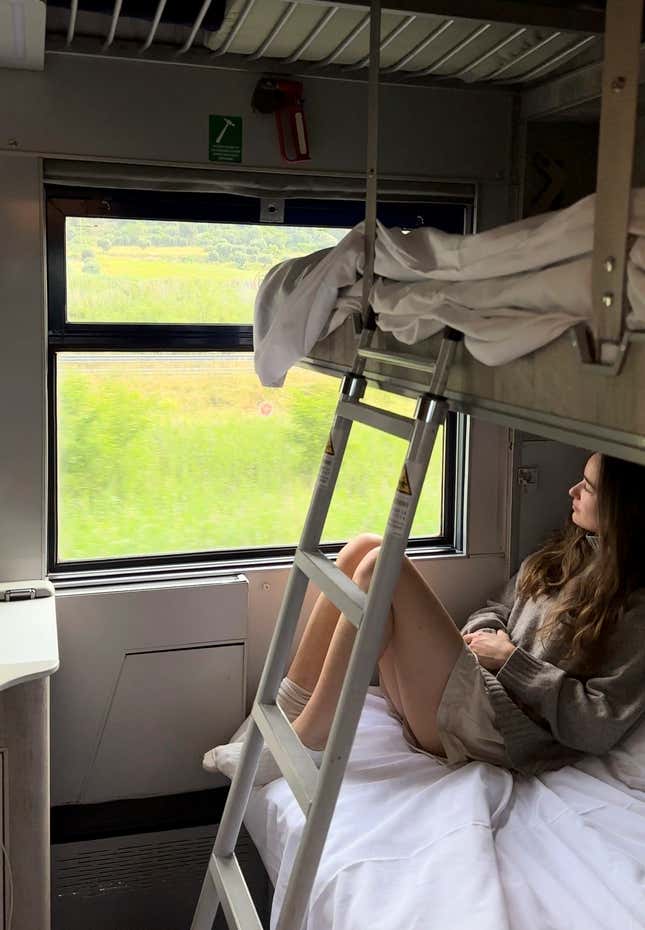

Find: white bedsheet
244;691;645;930
254;189;645;387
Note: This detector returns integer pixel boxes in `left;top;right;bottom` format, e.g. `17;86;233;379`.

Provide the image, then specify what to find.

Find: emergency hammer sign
252;78;311;162
216;118;235;144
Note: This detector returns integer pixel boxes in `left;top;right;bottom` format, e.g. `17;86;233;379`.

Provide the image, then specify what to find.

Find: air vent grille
52;825;269;930
56;833;231;897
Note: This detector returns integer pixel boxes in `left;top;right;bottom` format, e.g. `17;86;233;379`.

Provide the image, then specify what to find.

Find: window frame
46;186;468;576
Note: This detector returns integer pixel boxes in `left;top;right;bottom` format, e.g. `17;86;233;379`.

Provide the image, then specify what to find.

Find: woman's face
569;453;601;534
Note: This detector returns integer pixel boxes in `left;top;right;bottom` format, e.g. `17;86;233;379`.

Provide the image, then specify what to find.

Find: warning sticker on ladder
387;461;423;537
397;465;412;495
319;432;337;488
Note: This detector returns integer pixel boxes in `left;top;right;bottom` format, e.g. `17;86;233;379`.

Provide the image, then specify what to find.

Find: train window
46;188;465;571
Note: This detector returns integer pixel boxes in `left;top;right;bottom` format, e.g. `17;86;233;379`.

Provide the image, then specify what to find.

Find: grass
67;252;266;324
57;360;443;561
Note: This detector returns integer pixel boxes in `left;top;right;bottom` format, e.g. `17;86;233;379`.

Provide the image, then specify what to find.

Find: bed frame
306;327;645;465
302;0;645;466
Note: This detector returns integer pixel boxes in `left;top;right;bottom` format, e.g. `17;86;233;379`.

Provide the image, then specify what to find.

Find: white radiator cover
52;574;248;805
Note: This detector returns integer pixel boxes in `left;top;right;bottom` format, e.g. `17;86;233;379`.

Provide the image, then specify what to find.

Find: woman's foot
203;740;323;787
202;676;318;786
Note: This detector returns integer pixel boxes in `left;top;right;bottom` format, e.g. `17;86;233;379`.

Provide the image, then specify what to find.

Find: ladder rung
337;398;414;440
209;853;264;930
357;346;438;375
252;702;318;815
295;549;365;628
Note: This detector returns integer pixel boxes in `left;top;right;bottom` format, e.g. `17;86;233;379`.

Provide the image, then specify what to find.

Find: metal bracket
340;373;366;401
570;323;630;376
588;0;643;366
260;198;284;223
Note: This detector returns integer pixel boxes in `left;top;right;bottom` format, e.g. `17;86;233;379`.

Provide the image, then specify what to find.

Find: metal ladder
190;326;461;930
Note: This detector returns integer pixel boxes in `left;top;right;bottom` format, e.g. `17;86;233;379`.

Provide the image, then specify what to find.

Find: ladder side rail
297;388;360;553
275;394;449;930
191;854;223;930
214;380;362;859
590;0;643;352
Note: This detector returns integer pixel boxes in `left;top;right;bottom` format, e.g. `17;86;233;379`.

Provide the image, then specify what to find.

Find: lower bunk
244;688;645;930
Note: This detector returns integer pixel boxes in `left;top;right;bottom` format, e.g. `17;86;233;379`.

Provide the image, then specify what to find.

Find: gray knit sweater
462;572;645;775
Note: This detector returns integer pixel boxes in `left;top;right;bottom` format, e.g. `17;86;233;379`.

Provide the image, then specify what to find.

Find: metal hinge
0;587;52;602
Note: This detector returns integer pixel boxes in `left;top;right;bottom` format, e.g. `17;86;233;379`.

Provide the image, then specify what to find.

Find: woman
206;452;645;783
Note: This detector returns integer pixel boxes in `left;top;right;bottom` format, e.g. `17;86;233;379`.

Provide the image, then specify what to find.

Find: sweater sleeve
496;600;645;755
461;573;518;635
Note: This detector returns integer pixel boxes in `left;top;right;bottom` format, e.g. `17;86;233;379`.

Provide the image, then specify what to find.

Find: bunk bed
191;1;645;929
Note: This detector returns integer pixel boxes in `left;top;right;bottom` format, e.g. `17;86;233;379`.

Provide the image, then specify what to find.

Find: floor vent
52;824;270;930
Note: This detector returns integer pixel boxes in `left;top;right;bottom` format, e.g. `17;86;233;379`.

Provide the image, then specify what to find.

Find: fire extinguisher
251;78;311;162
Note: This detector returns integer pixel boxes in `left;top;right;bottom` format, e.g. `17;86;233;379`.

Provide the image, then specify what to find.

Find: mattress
245;690;645;930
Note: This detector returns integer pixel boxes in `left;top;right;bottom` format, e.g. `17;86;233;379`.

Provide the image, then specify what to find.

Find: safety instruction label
397;465;412;496
387;493;414;538
318;432;337;488
209;115;243;163
386;461;422;537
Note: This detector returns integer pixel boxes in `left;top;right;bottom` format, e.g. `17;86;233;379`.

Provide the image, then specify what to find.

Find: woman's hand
463;629;516;672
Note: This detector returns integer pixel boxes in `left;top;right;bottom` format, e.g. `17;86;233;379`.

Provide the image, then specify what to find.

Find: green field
67;252;265;325
58;219;443;562
66;217;345;325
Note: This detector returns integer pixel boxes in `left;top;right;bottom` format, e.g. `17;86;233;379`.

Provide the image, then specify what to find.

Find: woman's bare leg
380;557;463;754
293;547;463;755
286;533;382;693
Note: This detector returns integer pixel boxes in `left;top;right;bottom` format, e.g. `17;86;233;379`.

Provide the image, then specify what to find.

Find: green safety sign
209;115;243;163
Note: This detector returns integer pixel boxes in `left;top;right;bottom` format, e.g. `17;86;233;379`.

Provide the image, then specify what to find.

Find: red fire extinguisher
251;78;311;162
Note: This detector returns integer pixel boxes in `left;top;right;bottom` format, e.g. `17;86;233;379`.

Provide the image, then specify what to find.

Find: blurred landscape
57;218;442;562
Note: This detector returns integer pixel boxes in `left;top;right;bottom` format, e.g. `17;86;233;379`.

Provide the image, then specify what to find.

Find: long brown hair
517;454;645;671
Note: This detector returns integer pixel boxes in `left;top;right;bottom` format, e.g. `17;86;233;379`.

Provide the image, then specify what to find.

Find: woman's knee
337;533;382;573
353;545;382;591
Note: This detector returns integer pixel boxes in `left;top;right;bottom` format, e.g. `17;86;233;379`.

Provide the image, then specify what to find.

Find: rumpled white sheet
254;189;645;387
244;691;645;930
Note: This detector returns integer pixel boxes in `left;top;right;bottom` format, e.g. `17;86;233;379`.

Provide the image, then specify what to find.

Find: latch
517;466;539;494
0;585;52;602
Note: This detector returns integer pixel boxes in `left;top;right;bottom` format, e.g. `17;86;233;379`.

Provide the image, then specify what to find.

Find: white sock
224;676;312;743
203;677;315;785
204;740;323;787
